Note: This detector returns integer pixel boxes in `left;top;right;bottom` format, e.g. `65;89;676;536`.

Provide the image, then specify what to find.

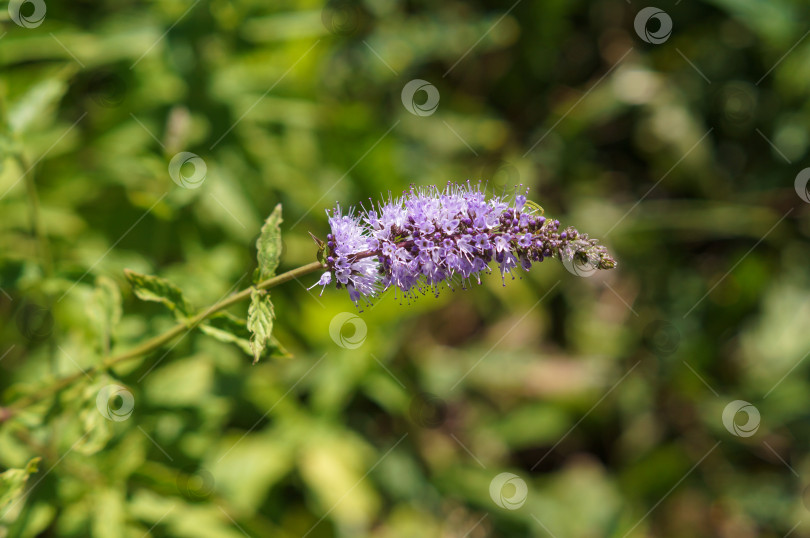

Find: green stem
0;260;325;422
18;153;54;280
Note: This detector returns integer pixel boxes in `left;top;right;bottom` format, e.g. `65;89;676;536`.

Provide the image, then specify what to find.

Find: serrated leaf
89;276;122;353
247;288;275;364
0;457;41;510
124;269;193;320
256;204;283;282
75;406;113;456
199;312;253;356
74;379;114;456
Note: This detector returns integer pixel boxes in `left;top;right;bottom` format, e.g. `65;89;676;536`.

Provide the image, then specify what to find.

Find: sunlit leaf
89;275;123;353
255;204;283;282
247;288;274;364
0;457;41;510
74;379;115;456
8;77;69;134
124;269;194;320
91;487;125;538
143;355;213;407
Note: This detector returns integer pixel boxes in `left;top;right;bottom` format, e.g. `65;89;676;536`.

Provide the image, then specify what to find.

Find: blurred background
2;0;810;536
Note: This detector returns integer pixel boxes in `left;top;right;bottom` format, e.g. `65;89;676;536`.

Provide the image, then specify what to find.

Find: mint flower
311;182;616;305
314;204;380;303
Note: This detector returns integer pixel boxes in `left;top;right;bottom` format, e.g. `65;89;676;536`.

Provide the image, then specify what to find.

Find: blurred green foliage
2;0;810;536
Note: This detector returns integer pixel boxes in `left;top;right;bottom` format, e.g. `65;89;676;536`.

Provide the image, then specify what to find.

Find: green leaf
247;288;274;364
74;379;115;456
124;269;194;320
299;434;380;526
210;431;294;513
91;487;125;538
0;457;41;511
8;77;69;134
255;204;283;282
199;311;290;360
199;312;253;355
89;276;123;353
143;354;213;407
75;405;113;456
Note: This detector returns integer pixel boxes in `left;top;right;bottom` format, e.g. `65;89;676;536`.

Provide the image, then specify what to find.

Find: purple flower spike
314;182;616;305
